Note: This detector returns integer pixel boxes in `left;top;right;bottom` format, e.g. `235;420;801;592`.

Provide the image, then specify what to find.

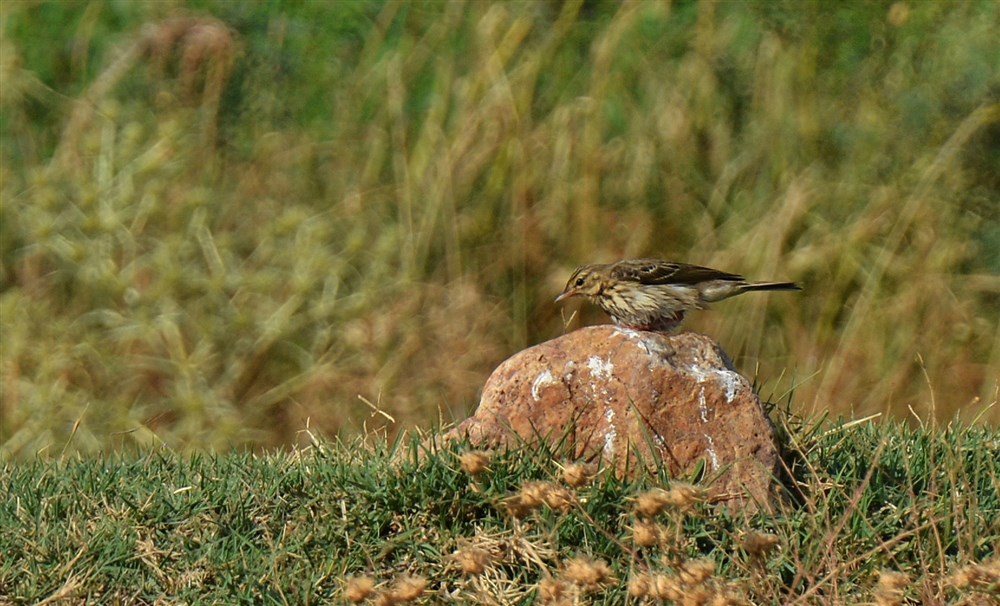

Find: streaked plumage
555;258;801;331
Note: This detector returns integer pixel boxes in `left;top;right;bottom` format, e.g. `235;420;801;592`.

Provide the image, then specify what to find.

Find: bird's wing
611;259;744;286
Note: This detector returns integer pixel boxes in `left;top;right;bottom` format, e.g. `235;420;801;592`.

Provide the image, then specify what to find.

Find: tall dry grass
1;1;998;454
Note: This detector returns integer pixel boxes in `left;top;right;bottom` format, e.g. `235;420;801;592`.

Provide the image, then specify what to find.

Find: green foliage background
2;0;999;455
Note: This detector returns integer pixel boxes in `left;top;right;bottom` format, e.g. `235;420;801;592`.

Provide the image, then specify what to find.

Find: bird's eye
575;277;585;287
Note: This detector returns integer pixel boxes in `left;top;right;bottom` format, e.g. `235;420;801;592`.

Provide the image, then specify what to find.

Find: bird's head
555;265;605;303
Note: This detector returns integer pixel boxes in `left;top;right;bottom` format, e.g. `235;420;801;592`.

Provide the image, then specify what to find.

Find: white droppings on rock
704;434;720;471
653;432;666;449
716;369;742;401
604;407;616;456
587;356;614;380
615;326;675;367
688;366;744;404
698;388;710;423
531;369;556;402
613;326;644;339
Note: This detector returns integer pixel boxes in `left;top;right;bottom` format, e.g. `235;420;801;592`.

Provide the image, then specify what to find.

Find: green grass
2;415;998;604
2;1;999;453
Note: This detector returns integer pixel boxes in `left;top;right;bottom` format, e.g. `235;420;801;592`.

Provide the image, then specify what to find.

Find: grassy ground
2;413;997;604
2;1;999;454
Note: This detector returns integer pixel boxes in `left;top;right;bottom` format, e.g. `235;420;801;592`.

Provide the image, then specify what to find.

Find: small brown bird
556;258;801;331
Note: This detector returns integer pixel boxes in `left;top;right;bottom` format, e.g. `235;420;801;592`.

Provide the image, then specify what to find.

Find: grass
1;413;997;604
1;1;999;453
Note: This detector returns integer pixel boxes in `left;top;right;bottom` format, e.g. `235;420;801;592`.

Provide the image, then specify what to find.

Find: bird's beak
554;290;575;303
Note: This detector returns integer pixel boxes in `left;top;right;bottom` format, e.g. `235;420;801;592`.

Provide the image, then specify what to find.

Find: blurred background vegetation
1;0;998;456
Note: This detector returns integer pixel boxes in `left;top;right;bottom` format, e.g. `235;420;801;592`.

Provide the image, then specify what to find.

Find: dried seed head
537;577;570;602
542;485;576;513
945;559;1000;589
512;481;576;513
709;594;729;606
679;559;716;586
459;450;490;475
504;481;556;517
344;576;376;603
519;481;550;508
707;591;746;606
389;576;426;602
628;573;651;598
452;546;493;576
874;570;908;606
949;568;972;589
502;495;534;518
877;570;909;592
664;482;706;511
561;463;595;487
680;584;713;606
563;556;613;588
649;574;682;601
635;489;670;518
631;520;663;547
741;531;780;557
709;588;750;606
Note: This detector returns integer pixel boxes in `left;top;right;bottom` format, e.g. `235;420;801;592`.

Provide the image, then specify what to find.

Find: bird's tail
740;281;802;292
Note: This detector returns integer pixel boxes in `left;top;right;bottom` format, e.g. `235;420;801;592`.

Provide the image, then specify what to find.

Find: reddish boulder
448;326;780;507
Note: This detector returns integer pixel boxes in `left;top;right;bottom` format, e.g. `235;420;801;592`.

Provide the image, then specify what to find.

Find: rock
448;325;780;508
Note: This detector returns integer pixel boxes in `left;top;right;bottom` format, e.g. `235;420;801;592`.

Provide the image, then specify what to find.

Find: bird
555;258;801;331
